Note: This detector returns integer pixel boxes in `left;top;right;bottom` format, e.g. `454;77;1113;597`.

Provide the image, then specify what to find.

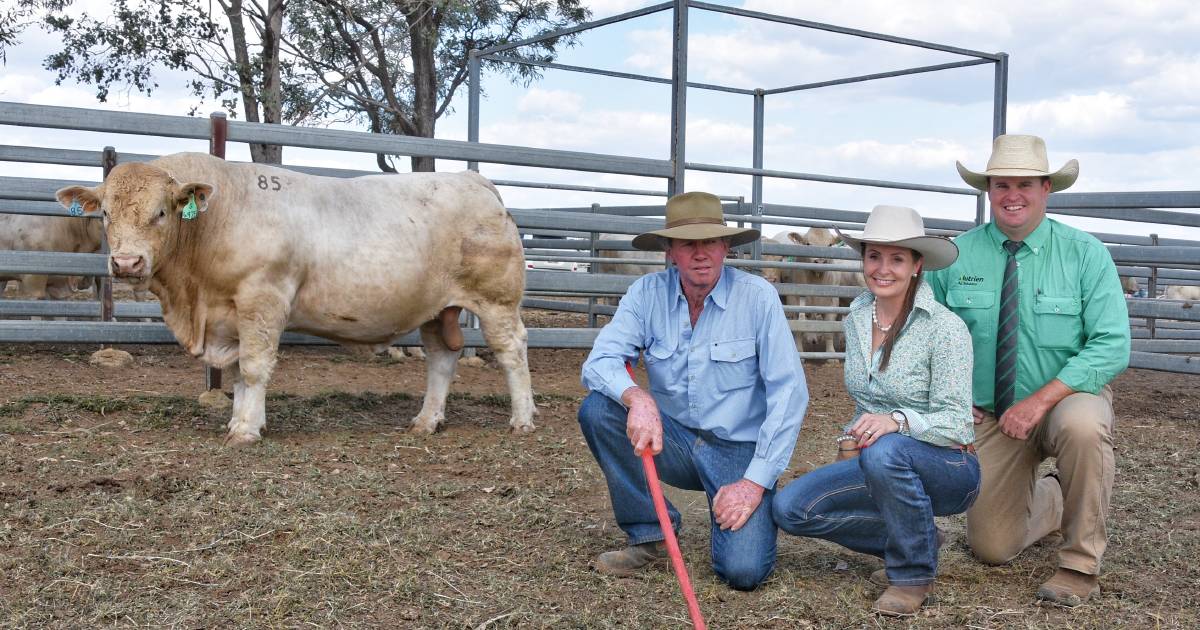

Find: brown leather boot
869;527;947;586
1036;568;1100;606
873;583;933;616
594;541;664;577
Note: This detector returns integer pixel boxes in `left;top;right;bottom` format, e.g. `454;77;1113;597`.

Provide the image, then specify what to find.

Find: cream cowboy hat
834;205;959;271
956;134;1079;193
632;191;759;251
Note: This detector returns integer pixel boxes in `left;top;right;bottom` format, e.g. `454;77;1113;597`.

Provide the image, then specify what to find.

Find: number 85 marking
257;175;282;191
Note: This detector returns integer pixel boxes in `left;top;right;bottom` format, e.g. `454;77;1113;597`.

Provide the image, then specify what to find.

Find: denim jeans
772;433;981;585
578;391;777;590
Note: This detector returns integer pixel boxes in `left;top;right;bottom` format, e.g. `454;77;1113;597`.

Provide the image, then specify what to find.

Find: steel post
752;90;765;264
992;53;1008;137
668;0;688;195
206;112;227;392
99;147;116;330
468;50;481;172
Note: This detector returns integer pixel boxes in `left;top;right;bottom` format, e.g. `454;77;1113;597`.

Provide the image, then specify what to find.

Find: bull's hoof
509;422;536;435
222;431;260;447
458;356;485;368
198;389;232;410
89;348;134;368
385;347;409;361
410;418;440;434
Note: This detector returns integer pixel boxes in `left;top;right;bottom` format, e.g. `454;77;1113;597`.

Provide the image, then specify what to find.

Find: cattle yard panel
2;3;1199;370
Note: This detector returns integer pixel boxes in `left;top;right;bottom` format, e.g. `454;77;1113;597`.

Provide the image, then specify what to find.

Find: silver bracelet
834;433;857;445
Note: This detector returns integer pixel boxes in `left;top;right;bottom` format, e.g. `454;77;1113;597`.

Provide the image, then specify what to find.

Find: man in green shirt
928;135;1130;606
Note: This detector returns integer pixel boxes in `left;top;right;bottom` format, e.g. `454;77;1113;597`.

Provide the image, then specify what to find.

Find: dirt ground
1;308;1198;628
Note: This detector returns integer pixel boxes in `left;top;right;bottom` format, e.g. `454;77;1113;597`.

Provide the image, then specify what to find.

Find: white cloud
1008;92;1138;138
833;138;970;171
516;88;585;117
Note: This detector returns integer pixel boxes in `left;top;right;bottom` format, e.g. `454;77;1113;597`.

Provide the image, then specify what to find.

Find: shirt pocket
1033;295;1082;349
710;337;758;392
946;289;996;341
644;340;676;396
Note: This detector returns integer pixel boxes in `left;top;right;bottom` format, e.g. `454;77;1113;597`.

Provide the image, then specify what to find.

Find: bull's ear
786;231;804;245
55;185;103;216
173;182;215;215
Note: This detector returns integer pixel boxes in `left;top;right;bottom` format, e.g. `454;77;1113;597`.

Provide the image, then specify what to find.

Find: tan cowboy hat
632;191;759;251
956;134;1079;192
834;205;958;271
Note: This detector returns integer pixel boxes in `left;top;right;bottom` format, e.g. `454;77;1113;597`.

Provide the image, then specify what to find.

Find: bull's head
56;163;214;280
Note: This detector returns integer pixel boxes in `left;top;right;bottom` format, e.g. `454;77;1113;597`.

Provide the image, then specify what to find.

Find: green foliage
26;0;590;167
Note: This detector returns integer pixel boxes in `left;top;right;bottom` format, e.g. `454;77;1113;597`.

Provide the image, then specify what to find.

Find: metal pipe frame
685;162;979;195
481;54;756;95
764;59;993;95
688;1;1001;60
476;2;674;57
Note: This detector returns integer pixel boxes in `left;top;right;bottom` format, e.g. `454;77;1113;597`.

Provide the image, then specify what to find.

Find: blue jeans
578;391;777;590
772;433;981;585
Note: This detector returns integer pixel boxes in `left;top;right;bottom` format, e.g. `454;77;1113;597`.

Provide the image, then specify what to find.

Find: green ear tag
182;193;198;220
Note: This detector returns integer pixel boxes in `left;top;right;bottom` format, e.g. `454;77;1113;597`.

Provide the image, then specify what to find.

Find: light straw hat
834;205;958;271
956;134;1079;192
632;191;759;251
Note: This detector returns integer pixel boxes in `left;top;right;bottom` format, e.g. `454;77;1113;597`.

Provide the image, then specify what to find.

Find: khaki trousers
966;386;1115;575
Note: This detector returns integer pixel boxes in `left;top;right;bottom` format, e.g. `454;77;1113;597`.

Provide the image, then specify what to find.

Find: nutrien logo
958;274;985;286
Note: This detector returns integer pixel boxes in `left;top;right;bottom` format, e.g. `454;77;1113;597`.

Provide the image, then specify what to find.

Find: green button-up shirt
928;218;1130;412
842;282;976;447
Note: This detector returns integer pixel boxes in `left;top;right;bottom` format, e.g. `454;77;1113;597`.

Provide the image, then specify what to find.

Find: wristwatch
891;410;908;434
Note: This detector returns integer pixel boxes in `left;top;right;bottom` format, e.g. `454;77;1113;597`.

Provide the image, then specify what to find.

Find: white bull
775;228;864;354
57;152;535;445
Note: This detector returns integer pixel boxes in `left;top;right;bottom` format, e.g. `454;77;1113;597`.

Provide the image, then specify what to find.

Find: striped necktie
995;239;1024;417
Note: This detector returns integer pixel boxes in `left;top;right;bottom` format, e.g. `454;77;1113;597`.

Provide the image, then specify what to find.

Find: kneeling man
578;191;809;590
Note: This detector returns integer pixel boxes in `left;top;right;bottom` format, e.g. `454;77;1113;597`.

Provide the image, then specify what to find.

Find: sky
1;0;1197;238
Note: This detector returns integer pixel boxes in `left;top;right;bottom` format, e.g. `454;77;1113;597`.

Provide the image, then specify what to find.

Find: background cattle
57;152;535;445
773;227;864;354
592;234;664;305
0;213;103;300
1165;285;1200;301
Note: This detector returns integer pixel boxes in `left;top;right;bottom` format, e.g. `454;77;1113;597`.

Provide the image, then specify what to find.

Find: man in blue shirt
578;191;809;590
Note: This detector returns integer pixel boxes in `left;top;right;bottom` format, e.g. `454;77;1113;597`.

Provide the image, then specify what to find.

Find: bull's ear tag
182;193;198;220
68;199;84;217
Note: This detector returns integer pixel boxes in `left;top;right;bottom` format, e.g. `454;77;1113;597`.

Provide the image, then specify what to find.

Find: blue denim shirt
582;265;809;488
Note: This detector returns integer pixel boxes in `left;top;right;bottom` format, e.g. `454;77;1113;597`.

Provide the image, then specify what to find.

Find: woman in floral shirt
772;205;980;617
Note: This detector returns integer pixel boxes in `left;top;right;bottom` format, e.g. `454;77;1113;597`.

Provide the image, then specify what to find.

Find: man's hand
997;396;1049;440
713;479;765;531
997;379;1074;440
622;386;663;455
972;406;986;424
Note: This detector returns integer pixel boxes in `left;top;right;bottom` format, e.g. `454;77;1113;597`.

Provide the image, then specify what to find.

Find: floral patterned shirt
842;281;976;447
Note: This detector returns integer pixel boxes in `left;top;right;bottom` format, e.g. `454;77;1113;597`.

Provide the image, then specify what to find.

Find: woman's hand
848;412;901;449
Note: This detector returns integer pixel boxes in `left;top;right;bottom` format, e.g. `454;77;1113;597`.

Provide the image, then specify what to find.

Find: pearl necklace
872;302;894;332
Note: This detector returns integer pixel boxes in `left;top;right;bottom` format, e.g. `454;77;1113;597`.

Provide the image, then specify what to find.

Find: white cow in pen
775;227;865;354
57;152;535;445
0;213;103;299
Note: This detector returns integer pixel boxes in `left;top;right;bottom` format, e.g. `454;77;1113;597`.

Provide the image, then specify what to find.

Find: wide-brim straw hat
956;134;1079;193
632;191;760;251
834;205;958;271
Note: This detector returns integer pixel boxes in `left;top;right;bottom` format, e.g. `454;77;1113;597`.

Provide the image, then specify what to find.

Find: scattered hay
89;348;133;368
196;389;231;410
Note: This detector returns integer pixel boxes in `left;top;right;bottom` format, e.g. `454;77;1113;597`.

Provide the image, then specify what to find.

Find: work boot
594;541;664;577
872;584;934;617
869;527;947;586
1036;568;1100;606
